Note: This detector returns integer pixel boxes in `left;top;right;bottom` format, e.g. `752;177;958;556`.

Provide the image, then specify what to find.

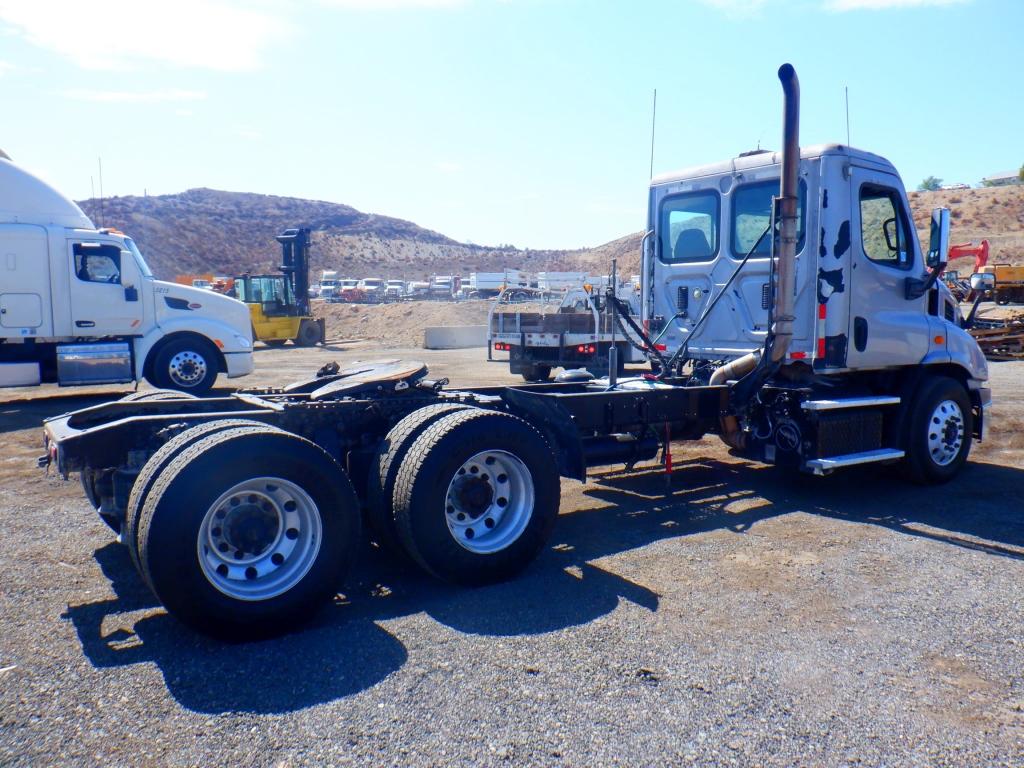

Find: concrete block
423;325;488;349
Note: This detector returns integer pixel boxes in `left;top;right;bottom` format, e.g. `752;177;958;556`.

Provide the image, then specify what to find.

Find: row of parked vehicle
312;270;641;304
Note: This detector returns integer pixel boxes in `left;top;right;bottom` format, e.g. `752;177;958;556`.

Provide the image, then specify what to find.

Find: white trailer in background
536;271;587;292
0;151;253;393
465;269;530;299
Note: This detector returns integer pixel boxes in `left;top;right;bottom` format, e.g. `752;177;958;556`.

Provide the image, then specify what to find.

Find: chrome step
801;395;901;412
804;448;905;475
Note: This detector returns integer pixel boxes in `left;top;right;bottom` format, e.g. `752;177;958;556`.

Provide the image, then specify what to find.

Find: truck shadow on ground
63;455;1024;715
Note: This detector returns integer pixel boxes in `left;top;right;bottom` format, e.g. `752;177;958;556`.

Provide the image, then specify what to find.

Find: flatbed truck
41;65;990;639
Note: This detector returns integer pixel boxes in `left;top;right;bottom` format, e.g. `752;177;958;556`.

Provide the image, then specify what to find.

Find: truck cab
0;154;253;392
644;144;986;379
642;140;990;479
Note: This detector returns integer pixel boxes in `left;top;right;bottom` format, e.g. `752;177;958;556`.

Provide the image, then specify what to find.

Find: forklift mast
276;227;312;316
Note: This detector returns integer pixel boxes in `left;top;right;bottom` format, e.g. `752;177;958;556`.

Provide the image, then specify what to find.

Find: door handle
124;285;139;302
75;320;95;328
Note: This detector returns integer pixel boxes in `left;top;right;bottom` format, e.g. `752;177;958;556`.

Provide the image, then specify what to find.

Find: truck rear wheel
520;364;552;383
366;403;471;555
392;409;559;585
294;320;322;347
136;427;361;638
124;419;282;580
902;376;973;484
148;336;219;394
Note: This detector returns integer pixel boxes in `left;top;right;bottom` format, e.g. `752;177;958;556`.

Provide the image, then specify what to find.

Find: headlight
235;335;251;349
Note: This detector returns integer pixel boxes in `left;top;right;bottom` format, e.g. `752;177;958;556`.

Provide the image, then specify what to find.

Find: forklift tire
120;389;199;403
520;364;552;383
124;420;283;581
392;409;559;585
148;336;219;394
901;375;973;485
137;427;361;639
366;403;471;555
294;320;322;347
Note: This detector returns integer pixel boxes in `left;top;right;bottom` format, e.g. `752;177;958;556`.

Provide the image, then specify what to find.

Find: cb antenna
844;86;851;146
649;88;657;179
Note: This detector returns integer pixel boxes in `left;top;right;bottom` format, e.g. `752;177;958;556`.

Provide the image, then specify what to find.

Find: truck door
845;167;929;369
68;241;144;336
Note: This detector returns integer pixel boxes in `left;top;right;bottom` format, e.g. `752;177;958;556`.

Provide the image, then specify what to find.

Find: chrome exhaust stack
769;63;800;363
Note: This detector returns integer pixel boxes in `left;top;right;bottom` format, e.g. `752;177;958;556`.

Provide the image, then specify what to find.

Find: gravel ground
1;344;1022;766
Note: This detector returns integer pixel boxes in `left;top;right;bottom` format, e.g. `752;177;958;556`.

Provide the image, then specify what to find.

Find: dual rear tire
123;406;558;638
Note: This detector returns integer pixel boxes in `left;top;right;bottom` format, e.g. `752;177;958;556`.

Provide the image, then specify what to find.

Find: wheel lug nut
216;564;228;576
271;553;284;566
485;518;495;529
285;528;299;540
217;542;229;553
245;567;258;580
497;497;508;507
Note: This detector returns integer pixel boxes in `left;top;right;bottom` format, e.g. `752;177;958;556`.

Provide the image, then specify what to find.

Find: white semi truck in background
0;152;253;393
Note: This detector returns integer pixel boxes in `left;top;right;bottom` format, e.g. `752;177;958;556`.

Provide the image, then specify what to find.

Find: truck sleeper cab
0;155;253;392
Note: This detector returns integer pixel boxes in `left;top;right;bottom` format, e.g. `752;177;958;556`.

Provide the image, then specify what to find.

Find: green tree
918;176;943;192
1018;163;1023;182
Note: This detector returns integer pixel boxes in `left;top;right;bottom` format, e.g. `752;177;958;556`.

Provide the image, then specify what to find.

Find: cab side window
73;244;122;283
859;185;914;270
659;191;719;263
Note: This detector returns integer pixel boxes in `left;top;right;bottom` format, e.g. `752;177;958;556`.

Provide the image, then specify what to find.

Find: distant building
980;170;1022;187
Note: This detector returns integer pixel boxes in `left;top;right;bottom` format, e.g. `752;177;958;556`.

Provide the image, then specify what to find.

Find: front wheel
147;337;219;394
294;320;322;347
393;409;560;585
136;427;361;638
902;376;973;484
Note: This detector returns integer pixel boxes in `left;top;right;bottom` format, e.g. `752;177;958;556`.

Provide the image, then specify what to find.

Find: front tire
902;376;973;484
136;427;361;638
294;320;322;347
392;409;559;585
148;337;219;394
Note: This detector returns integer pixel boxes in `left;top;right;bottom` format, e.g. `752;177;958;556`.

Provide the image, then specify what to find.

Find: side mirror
926;208;950;270
970;272;995;293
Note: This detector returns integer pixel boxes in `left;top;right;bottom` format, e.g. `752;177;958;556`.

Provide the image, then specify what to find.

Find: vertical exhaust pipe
770;63;800;363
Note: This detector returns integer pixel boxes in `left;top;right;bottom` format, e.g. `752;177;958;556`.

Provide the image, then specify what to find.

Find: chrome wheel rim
197;477;321;601
444;450;534;554
928;399;965;467
168;350;207;388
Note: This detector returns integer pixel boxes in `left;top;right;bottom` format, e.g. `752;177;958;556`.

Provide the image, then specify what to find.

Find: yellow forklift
233;228;325;347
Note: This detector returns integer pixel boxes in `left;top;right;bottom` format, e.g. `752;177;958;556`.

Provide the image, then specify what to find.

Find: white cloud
0;60;12;76
0;1;288;71
435;161;462;173
64;89;207;103
826;0;967;8
236;128;263;141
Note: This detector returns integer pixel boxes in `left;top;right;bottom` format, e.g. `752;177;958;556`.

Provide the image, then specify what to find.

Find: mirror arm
905;267;942;300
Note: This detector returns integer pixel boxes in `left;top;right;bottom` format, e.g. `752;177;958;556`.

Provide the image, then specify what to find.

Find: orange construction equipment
947;240;990;273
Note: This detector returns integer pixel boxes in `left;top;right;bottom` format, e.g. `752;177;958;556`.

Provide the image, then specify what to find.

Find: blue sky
0;0;1019;249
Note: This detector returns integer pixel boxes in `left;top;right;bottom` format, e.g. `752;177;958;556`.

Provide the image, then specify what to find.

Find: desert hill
76;184;1023;283
77;188;633;281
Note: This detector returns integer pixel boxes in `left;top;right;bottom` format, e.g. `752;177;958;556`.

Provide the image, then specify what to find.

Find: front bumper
225;350;255;379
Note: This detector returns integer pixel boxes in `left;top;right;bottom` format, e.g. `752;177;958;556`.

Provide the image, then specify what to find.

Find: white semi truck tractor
0;152;253;393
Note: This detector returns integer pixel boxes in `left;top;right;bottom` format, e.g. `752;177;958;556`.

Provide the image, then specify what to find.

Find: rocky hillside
909;185;1024;267
77;188;636;281
76;183;1023;283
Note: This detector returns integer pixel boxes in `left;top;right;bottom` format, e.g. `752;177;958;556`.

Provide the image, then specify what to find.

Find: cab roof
0;156;94;229
650;143;896;187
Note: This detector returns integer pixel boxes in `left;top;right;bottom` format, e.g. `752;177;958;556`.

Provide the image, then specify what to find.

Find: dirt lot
1;341;1023;766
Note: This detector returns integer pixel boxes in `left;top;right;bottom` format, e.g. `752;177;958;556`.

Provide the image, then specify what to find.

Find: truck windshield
123;237;154;277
